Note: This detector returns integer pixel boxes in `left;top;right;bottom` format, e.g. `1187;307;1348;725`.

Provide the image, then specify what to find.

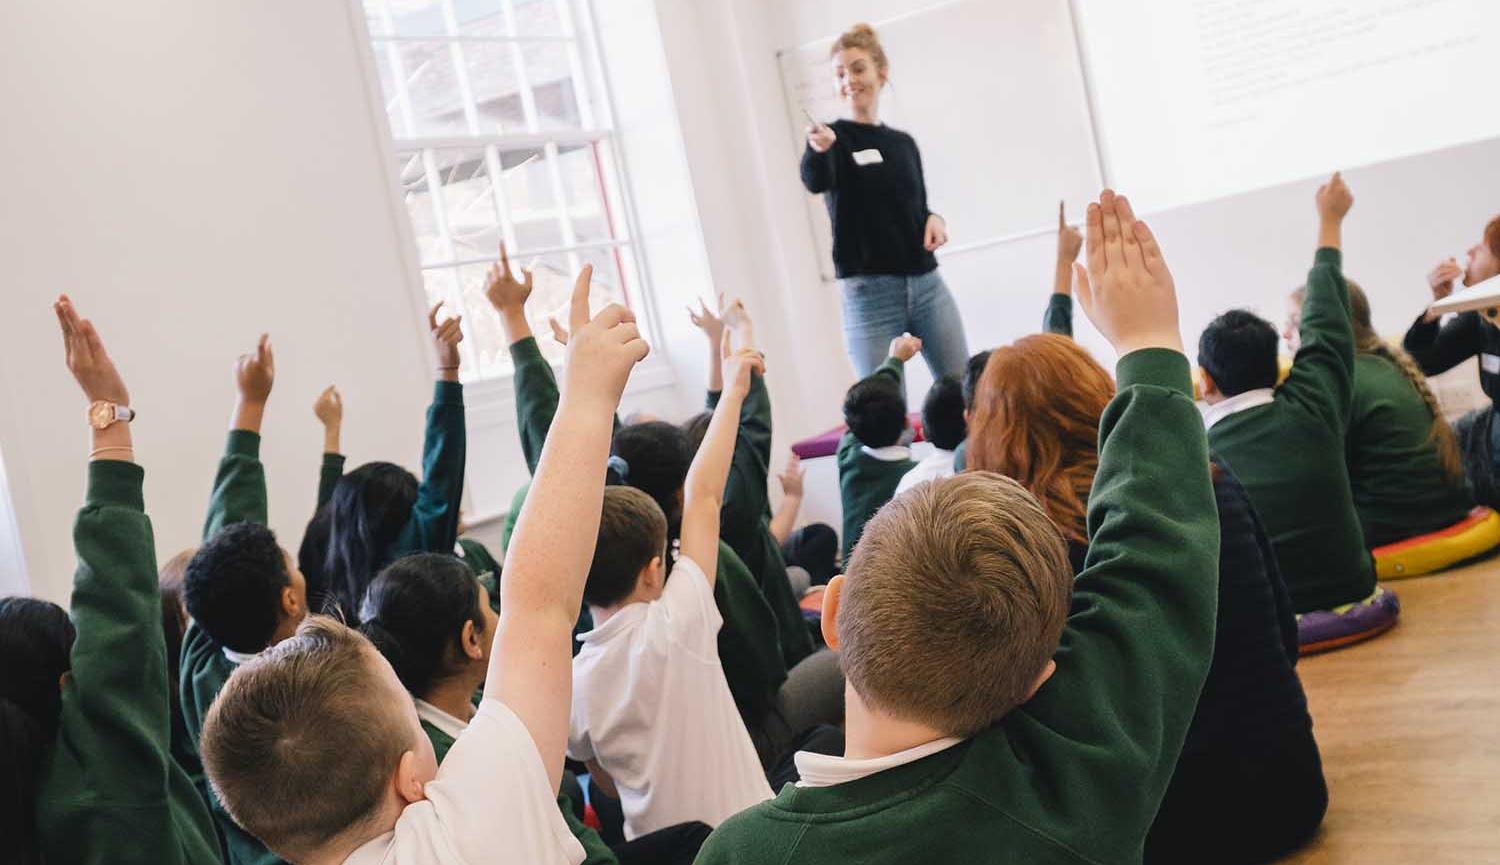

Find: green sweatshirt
37;461;221;865
1043;292;1073;336
698;349;1221;865
838;357;918;561
315;451;346;511
387;381;467;562
1347;352;1473;547
1208;248;1375;613
421;720;618;865
180;430;285;865
507;336;788;720
708;376;815;667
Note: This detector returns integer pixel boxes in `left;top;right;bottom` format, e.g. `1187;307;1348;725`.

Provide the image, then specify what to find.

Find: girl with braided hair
1286;279;1473;547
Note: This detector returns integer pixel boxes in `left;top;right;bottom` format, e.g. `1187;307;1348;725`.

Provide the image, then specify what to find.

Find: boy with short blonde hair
697;190;1221;864
202;265;649;865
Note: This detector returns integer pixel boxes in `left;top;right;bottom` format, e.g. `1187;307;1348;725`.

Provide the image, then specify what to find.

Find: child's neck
843;682;953;760
588;586;660;627
423;676;481;724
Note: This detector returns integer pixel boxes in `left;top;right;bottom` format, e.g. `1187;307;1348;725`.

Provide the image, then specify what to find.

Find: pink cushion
791;413;925;460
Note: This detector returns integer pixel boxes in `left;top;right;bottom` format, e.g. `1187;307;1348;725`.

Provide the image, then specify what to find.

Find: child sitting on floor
568;347;775;838
837;334;921;560
4;296;220;865
1199;173;1386;629
894;374;964;495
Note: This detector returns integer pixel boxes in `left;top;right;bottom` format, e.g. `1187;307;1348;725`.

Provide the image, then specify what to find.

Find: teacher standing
800;22;971;379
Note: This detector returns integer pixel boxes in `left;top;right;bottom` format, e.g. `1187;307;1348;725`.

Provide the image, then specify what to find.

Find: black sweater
1403;310;1500;404
800;120;938;279
1069;462;1313;757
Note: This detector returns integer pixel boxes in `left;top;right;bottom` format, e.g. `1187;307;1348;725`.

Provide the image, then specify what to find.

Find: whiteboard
777;0;1104;281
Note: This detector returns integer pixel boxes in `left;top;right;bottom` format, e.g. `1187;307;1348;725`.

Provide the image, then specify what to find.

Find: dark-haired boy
1199;172;1377;618
837;334;920;560
894;374;964;496
569;349;773;838
178;336;305;865
697;190;1220;864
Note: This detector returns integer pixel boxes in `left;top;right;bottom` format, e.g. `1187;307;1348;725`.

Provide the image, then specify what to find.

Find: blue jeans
839;269;970;379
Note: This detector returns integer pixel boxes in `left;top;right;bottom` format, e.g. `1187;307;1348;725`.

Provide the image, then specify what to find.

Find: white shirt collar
414;698;470;740
860;444;913;462
794;736;964;788
221;646;261;666
1202;388;1275;430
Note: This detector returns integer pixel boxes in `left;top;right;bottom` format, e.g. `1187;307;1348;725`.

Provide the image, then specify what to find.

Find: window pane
374;40;470;137
553;141;620;245
462;40;532;134
366;0;511;38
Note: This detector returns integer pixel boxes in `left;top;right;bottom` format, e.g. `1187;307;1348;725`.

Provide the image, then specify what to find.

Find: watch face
90;402;112;428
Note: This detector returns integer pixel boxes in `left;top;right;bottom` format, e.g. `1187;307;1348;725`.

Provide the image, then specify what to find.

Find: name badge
852;148;884;166
1482;353;1500;375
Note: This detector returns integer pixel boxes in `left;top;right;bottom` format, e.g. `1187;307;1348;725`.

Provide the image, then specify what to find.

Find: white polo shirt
568;555;773;839
344;699;585;865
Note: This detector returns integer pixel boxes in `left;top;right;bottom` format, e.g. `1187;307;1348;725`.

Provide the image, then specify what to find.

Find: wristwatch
88;401;136;430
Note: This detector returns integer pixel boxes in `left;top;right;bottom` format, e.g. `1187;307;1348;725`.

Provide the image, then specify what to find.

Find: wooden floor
1282;558;1500;864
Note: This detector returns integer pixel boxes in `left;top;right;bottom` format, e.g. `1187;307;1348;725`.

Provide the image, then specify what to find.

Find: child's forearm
769;493;801;545
232;399;265;433
707;339;724;393
1318;216;1342;252
322;422;341;455
499;306;533;346
686;388;745;512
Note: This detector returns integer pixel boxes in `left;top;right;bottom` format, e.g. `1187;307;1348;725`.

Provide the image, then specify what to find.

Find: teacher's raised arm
799;23;971;381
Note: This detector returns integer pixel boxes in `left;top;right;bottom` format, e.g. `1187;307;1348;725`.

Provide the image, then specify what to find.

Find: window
362;0;644;380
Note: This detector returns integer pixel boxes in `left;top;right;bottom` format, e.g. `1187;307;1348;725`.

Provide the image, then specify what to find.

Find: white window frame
345;0;673;401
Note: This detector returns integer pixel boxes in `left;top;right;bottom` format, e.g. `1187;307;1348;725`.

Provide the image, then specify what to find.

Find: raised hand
778;453;805;499
1316;171;1354;223
54;295;129;405
688;295;726;346
1428;257;1463;302
429;301;464;379
888;332;923;363
314;385;342;427
924;214;949;252
1072;190;1183;356
561;265;650;409
723;344;766;401
1057;200;1083;266
236;334;275;405
807;122;837;154
485;242;533;313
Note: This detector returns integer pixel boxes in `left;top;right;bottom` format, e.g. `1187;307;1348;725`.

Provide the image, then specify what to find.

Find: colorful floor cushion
791;412;926;460
1372;507;1500;580
1297;587;1400;655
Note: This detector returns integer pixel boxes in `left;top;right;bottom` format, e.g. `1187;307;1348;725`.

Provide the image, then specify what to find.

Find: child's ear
820;575;845;650
645;556;666;592
280;585;301;621
1023;659;1057;703
393;749;427;805
1198;368;1219;399
460;619;484;661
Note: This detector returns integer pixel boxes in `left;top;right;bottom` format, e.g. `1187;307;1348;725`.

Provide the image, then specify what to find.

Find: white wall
0;0;722;600
0;1;438;602
652;0;1500;431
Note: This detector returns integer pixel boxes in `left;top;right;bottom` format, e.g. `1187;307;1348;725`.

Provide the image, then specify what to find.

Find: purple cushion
791;412;927;460
1297;587;1400;655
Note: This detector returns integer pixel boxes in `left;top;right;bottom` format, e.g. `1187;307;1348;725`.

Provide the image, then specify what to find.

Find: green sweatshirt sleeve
1277;247;1356;433
39;461;220;865
511;336;559;476
872;355;905;388
1003;348;1219;853
391;380;466;558
316;452;345;511
1042;293;1074;336
719;374;774;564
202;429;268;539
